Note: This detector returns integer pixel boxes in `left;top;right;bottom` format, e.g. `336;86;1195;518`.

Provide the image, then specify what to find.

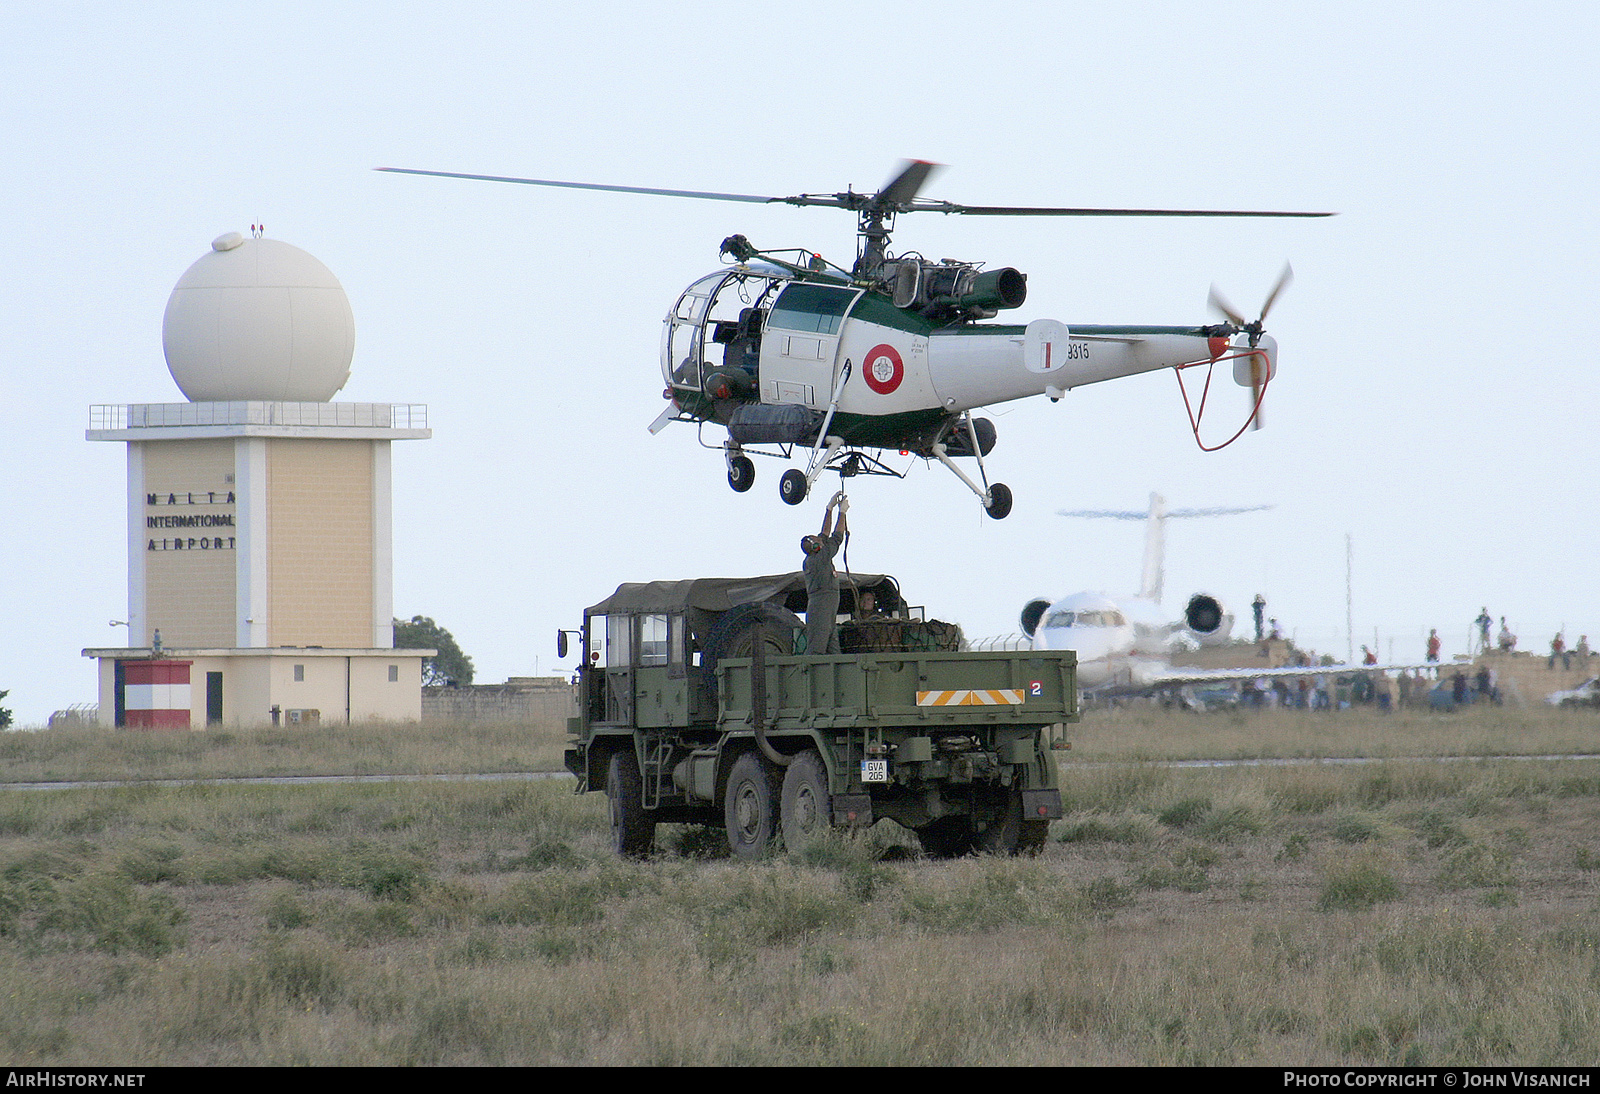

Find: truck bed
717;650;1077;732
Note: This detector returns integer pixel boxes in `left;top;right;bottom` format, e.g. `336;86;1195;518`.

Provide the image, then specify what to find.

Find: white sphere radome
162;235;355;402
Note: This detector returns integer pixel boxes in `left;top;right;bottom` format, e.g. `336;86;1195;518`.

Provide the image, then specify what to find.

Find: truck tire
977;790;1048;857
780;750;831;853
1015;819;1049;856
916;817;977;859
607;750;656;858
725;752;780;860
702;602;802;667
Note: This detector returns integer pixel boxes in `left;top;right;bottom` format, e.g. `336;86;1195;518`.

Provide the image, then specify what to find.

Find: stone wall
422;676;576;725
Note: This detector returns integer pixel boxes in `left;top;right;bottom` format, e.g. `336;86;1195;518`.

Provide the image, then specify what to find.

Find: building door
206;672;223;726
113;661;126;728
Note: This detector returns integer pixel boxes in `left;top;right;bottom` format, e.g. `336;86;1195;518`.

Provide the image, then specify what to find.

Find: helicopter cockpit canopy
661;263;798;400
663;262;864;402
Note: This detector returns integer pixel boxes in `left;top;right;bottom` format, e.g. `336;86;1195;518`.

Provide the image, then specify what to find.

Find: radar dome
162;233;355;402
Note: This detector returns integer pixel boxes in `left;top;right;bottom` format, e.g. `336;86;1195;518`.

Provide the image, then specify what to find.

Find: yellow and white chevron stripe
915;689;1025;707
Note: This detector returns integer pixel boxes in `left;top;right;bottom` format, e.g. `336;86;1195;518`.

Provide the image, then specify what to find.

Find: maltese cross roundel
863;344;904;395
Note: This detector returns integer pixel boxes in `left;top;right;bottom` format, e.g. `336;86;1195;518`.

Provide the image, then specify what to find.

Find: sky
4;2;1597;726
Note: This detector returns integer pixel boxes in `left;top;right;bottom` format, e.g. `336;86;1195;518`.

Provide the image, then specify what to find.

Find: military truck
561;572;1077;859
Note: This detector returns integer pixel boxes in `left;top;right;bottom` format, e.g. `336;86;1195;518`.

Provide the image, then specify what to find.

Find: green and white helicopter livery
380;161;1328;518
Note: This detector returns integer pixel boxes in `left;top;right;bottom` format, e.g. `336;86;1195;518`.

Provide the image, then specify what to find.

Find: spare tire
701;602;802;672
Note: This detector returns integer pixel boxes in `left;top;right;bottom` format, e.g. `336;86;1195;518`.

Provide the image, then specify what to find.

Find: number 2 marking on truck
1030;680;1043;696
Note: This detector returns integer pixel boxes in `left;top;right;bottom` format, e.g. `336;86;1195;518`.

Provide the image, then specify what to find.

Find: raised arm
819;494;840;537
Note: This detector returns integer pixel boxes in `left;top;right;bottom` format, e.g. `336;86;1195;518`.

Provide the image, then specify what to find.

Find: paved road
0;771;570;792
3;752;1599;791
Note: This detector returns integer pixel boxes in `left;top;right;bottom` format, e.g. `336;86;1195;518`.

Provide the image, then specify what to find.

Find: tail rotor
1209;263;1292;430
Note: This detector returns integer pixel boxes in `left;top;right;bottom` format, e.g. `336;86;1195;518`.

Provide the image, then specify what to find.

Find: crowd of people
1211;599;1595;715
1471;606;1590;672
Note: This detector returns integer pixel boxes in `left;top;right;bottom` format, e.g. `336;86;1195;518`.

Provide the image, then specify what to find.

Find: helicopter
378;161;1330;517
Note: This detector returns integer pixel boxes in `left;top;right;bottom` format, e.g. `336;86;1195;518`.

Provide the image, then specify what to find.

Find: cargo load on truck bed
564;572;1077;859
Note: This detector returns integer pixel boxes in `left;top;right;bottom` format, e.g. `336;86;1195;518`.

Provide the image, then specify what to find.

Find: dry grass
1;708;1598;1064
1;702;1591;788
0;718;569;783
1071;702;1600;762
3;702;1592;788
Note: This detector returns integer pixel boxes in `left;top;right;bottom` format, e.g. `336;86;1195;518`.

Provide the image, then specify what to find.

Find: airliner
976;493;1423;699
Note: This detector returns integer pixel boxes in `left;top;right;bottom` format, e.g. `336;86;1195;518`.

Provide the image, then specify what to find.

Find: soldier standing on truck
801;492;849;654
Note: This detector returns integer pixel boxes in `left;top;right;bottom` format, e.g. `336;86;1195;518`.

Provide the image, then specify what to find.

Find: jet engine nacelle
885;259;1027;317
1183;593;1234;645
1019;598;1052;638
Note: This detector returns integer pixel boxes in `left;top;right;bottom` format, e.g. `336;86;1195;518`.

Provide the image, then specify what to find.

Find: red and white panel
122;660;192;729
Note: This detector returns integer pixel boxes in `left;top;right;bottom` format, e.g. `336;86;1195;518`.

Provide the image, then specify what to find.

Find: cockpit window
662;269;785;394
1045;609;1126;628
766;284;855;335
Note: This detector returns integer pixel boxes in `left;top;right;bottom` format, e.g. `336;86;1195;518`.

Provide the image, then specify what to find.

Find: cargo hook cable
837;487;853;587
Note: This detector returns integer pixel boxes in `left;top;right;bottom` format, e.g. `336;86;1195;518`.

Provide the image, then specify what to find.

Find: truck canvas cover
586;572;895;616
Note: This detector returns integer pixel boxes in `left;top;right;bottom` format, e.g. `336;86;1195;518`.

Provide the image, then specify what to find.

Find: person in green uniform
801;492;848;655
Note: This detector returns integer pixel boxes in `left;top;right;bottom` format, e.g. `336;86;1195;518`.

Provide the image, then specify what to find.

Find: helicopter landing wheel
727;455;755;493
779;469;808;506
984;483;1013;520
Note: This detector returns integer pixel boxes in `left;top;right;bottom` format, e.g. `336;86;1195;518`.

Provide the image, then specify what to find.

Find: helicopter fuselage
660;261;1274;465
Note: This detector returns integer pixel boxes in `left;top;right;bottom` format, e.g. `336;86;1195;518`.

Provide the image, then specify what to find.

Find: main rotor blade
376;167;780;205
378;167;1336;220
916;202;1334;218
877;160;942;207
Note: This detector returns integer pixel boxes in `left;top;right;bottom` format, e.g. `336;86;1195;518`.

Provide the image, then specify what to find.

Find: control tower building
84;231;432;728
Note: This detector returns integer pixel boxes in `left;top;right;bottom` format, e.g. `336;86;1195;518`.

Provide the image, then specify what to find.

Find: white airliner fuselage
1025;590;1226;690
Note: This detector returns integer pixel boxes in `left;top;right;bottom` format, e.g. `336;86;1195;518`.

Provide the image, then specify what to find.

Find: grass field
0;707;1597;1065
0;717;570;783
2;703;1592;784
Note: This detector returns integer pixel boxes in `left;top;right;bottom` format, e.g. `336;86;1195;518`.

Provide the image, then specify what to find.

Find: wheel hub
794;785;817;831
736;786;760;836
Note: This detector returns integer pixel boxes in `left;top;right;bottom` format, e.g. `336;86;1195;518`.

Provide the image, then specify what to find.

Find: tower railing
90;402;428;430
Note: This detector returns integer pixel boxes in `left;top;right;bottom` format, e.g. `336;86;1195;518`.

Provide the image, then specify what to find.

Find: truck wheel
700;603;802;680
780;751;831;853
977;790;1048;856
917;817;977;859
607;750;656;858
725;752;779;860
1015;819;1049;856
